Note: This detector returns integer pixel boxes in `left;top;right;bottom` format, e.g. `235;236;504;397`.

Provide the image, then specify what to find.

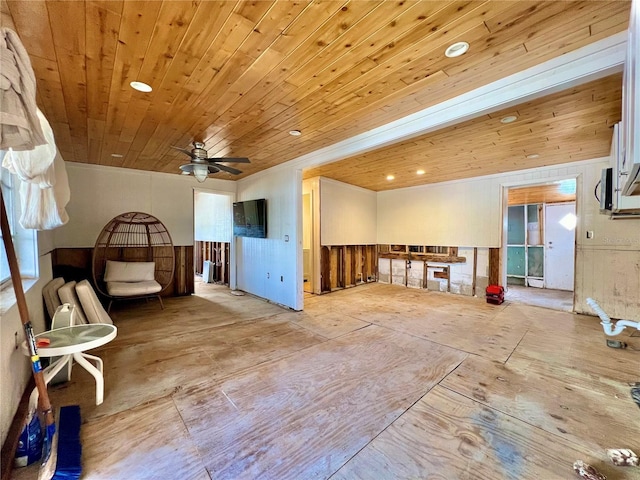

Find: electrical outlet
14;331;18;350
280;276;283;282
586;230;594;239
267;272;270;279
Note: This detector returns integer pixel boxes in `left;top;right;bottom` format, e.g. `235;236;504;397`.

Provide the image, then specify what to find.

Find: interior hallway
12;281;640;480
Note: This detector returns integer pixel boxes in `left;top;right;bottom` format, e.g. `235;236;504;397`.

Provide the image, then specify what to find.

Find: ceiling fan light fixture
289;130;302;136
445;41;469;58
193;164;209;183
130;81;153;92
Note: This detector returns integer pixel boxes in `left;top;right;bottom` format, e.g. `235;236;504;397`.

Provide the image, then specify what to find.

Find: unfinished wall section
378;247;489;296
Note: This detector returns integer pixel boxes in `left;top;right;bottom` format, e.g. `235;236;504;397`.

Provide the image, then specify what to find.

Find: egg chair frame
92;212;175;312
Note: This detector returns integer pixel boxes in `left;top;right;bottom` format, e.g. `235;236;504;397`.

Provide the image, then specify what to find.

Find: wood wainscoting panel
51;246;194;296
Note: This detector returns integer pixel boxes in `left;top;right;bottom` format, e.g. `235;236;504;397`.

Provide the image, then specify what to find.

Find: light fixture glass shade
193;164;209;183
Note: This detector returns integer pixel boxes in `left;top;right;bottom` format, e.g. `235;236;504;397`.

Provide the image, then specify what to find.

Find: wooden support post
424;262;429;290
422;260;427;289
489;247;501;286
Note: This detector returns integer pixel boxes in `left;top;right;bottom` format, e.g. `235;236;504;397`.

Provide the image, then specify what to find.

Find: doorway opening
193;190;233;289
502;179;577;311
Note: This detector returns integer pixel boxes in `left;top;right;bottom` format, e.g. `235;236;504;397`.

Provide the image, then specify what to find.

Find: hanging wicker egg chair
92;212;175;311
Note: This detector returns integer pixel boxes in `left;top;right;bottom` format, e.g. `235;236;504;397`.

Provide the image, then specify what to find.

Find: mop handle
0;191;53;424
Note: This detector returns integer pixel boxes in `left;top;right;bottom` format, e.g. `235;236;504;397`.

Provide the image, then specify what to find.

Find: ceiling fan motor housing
192;142;208;161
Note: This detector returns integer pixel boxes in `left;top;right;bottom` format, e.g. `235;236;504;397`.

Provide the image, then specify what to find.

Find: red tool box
486;285;504;305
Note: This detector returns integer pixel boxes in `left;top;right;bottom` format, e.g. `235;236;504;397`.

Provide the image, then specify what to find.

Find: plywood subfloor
11;281;640;480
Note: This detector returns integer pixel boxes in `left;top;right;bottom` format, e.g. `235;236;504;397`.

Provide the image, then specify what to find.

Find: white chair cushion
57;281;88;325
42;277;65;319
106;280;162;297
76;279;113;325
104;261;156;282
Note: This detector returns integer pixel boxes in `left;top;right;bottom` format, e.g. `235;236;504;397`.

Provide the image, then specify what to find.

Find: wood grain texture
305;74;622;191
172;325;466;480
13;282;640;480
333;385;623;480
4;1;629;189
508;183;576;206
79;397;210;480
440;354;640;459
340;283;528;362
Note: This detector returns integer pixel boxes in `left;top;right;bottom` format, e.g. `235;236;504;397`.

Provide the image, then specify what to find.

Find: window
0;168;14;285
0;167;38;288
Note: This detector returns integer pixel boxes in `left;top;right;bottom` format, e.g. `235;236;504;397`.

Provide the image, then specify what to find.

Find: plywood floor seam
12;281;640;480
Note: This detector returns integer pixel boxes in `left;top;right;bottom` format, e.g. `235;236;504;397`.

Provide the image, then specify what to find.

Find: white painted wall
194;190;233;242
377;176;501;247
320;177;377;246
1;252;51;447
54;163;236;247
303;178;322;294
236;167;302;310
376;158;640;319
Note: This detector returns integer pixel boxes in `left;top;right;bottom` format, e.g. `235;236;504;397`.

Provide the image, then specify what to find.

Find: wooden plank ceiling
306;74;622;190
508;183;576;206
2;0;630;187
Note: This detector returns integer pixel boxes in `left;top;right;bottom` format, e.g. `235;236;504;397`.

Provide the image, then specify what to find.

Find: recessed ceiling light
130;81;152;92
386;175;395;181
526;153;540;159
110;153;123;158
289;130;301;136
445;41;469;58
500;115;518;124
416;169;425;175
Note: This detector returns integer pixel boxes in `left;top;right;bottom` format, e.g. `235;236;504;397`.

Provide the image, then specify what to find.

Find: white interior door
544;203;576;291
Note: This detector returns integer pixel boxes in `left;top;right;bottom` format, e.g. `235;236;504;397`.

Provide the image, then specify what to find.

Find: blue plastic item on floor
51;405;82;480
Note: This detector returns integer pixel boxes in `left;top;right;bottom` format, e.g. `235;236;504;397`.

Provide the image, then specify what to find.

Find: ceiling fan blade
171;146;197;159
207;165;220;174
211;163;242;175
205;157;250;164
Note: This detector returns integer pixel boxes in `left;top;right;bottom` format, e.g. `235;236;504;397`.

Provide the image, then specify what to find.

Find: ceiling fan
172;141;250;183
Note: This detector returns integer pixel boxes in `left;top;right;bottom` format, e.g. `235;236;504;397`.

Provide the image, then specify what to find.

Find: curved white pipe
586;297;640;336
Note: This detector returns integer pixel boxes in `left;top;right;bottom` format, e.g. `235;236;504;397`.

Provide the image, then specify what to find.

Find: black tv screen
233;199;267;238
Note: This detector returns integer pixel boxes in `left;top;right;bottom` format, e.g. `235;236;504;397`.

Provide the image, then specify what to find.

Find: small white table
27;324;117;405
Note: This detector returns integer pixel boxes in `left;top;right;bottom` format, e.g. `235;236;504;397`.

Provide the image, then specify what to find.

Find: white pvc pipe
586;297;640;336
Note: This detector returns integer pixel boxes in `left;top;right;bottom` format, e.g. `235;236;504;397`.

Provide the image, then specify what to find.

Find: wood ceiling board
303;74;621;191
508;184;576;206
6;0;630;177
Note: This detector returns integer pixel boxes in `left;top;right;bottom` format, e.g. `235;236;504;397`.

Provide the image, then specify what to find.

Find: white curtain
2;109;70;230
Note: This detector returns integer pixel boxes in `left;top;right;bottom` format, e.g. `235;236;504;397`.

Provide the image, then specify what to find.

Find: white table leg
80;352;103;374
42;355;72;385
73;352;104;405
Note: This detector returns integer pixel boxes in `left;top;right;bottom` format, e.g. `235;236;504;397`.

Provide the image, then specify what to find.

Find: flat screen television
233;199;267;238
